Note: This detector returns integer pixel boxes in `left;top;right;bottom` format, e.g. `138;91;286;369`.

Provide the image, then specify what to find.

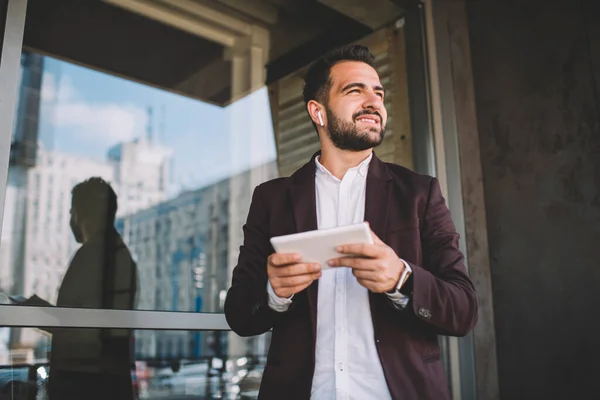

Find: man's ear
307;100;325;127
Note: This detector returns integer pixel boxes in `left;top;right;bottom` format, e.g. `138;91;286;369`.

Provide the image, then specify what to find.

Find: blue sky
37;56;277;196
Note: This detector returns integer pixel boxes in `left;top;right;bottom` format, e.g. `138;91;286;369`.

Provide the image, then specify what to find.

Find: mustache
353;110;382;121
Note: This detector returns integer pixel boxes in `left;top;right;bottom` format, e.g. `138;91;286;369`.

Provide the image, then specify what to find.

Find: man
225;45;477;400
24;177;138;399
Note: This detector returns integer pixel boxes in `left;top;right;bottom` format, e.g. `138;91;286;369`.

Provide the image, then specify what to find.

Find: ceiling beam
263;0;300;13
175;56;232;101
163;0;253;35
104;0;241;47
317;0;404;30
216;0;278;25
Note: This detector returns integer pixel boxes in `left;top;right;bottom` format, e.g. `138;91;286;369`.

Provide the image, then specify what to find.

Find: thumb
366;223;384;245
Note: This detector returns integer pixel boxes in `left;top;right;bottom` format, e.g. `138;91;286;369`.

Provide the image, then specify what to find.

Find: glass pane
1;48;277;314
0;326;266;400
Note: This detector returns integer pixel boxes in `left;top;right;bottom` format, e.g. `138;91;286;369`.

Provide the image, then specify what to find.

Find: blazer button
418;307;432;319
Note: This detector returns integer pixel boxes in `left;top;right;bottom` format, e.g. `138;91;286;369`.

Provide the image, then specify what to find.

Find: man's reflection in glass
25;177;138;400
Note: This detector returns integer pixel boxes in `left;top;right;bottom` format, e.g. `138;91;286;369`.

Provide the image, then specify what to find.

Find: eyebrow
340;82;385;94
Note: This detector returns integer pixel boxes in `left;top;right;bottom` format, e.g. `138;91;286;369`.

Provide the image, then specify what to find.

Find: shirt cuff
386;260;412;309
267;280;294;312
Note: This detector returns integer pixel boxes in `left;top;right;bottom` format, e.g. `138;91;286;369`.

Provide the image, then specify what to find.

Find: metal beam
403;2;435;176
0;0;27;243
0;306;230;330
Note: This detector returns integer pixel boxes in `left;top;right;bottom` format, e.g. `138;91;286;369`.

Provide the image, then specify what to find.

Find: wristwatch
387;265;412;294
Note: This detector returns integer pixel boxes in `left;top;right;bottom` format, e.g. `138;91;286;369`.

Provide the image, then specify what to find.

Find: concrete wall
465;0;600;398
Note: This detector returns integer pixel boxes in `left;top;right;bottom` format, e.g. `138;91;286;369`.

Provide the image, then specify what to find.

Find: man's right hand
268;253;322;298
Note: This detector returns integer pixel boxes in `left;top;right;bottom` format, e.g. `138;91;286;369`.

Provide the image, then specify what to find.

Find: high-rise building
108;106;173;217
108;137;173;217
0;52;44;296
117;161;278;360
10;52;43;169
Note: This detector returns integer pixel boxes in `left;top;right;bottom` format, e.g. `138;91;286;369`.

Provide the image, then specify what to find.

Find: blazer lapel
365;155;392;242
289;154;319;341
365;155;393;327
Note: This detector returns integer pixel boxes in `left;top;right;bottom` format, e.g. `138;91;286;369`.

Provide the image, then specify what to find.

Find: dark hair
71;177;118;223
302;44;377;106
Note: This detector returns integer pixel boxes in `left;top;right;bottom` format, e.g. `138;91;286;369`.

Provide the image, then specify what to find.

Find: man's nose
362;92;384;110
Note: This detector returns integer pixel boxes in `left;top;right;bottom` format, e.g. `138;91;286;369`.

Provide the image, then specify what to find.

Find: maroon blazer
225;154;478;400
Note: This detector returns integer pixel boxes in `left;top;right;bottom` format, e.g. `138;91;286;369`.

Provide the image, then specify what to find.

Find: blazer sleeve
401;177;478;337
224;184;279;337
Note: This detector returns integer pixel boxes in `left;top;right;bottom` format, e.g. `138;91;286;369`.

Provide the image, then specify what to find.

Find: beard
325;107;385;151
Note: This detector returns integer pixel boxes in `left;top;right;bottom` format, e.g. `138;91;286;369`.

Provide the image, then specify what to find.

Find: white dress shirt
267;154;411;400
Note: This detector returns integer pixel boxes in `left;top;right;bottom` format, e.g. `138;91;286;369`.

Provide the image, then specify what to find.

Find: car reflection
236;364;264;400
0;363;48;400
149;357;265;399
0;356;265;400
153;362;214;396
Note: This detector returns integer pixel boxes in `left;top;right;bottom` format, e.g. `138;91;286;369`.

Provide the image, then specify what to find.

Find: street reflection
0;340;265;400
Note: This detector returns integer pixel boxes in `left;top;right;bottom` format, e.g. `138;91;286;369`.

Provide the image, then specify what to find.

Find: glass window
0;0;285;370
1;48;277;315
0;326;264;400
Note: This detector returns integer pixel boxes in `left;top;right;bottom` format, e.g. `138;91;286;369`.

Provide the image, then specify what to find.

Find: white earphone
317;111;324;126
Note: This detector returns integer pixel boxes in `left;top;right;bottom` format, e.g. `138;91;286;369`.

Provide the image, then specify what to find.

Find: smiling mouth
356;117;380;124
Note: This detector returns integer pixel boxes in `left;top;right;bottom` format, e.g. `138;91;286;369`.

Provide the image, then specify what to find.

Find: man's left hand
22;294;52;307
328;229;403;293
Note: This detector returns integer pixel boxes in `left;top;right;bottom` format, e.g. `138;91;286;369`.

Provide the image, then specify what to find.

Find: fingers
268;254;321;297
274;272;322;288
351;268;379;281
269;262;321;297
328;257;377;270
290;280;314;293
273;280;314;299
336;242;386;258
275;262;321;277
269;253;301;267
363;222;384;245
370;229;385;245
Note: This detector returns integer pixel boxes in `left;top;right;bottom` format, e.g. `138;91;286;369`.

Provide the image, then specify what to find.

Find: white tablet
270;222;373;271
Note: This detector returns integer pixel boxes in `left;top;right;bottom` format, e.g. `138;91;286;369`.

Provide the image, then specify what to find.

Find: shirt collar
315;152;373;180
